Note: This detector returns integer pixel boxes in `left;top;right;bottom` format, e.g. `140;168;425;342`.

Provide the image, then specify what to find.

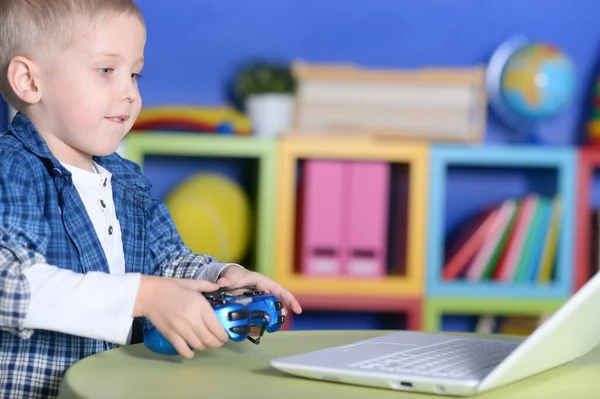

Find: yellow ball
164;172;251;263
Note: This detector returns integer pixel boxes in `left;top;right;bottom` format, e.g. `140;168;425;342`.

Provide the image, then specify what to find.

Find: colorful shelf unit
124;132;277;276
575;148;600;291
122;131;584;334
427;144;576;300
274;135;428;299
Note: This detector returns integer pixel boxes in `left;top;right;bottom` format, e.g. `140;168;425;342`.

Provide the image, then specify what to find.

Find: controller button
228;310;249;321
251;310;266;319
277;315;286;324
230;326;251;335
274;301;283;310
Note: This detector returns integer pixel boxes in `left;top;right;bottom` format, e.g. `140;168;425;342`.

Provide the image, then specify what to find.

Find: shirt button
103;178;107;187
108;226;113;235
52;168;62;176
100;199;106;208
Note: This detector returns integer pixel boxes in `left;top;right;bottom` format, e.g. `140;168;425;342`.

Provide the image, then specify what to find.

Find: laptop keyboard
348;339;519;378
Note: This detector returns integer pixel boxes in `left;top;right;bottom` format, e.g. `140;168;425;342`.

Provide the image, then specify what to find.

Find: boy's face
35;13;146;167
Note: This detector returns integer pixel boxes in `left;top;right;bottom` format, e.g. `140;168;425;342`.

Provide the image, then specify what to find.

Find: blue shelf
427;281;568;299
427;144;576;299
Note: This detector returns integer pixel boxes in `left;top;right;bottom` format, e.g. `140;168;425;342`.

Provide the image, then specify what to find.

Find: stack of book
442;194;563;284
290;61;487;143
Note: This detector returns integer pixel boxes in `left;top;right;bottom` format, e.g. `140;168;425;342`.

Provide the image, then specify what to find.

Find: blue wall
136;0;600;146
2;0;598;145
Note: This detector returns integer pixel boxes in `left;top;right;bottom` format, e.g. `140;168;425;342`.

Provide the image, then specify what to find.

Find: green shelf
424;298;566;332
123;132;277;277
125;133;275;160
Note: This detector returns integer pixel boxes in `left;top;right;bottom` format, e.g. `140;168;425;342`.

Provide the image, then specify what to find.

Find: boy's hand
216;266;303;315
134;276;230;359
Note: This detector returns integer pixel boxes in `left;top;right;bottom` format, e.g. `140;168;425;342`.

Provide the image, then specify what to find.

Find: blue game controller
236;289;286;334
143;286;285;355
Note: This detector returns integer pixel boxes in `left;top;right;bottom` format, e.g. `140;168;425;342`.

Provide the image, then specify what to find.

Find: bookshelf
121;131;584;333
425;144;576;332
124;132;277;276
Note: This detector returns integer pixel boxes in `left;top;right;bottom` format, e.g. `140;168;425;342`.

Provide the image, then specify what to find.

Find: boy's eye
131;73;143;81
97;67;114;76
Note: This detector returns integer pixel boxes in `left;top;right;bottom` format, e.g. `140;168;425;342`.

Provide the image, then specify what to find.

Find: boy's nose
121;81;140;103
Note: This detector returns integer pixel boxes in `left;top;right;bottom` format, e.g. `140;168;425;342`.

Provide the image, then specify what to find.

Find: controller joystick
240;290;285;334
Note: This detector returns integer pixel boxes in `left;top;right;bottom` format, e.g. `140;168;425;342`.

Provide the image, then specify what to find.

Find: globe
487;35;577;140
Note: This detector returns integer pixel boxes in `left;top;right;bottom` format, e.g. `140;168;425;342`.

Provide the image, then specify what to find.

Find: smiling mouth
105;115;129;123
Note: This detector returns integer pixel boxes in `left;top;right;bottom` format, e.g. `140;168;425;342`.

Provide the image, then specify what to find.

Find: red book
442;206;499;280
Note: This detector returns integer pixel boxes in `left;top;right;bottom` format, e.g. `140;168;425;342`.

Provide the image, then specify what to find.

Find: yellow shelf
277;272;422;297
274;134;429;296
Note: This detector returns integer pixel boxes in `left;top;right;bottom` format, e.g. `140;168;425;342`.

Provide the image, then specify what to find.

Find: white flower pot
245;93;295;138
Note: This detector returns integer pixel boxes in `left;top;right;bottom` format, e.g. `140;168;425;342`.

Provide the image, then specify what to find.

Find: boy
0;0;302;398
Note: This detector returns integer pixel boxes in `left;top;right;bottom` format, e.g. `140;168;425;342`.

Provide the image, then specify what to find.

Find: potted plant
233;58;297;138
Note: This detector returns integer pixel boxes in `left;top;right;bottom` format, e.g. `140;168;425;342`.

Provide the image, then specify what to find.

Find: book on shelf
442;194;563;284
442;313;552;334
474;314;552;335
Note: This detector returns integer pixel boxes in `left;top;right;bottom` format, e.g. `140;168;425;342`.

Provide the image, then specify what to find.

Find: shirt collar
61;161;112;191
7;112;151;192
9;112;59;166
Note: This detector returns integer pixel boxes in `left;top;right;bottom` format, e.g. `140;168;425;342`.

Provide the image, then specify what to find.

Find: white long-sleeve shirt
21;161;235;345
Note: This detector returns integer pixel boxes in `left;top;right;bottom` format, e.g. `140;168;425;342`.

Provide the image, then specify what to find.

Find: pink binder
344;161;390;277
300;160;346;275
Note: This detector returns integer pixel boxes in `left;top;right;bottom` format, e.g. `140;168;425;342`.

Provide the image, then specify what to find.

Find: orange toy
132;106;252;135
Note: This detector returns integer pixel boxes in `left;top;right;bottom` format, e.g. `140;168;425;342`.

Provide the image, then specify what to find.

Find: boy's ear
6;56;42;105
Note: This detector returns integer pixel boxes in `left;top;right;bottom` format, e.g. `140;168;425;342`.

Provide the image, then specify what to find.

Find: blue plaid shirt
0;113;221;398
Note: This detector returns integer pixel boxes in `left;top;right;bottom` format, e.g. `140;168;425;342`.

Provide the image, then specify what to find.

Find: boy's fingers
202;313;230;342
282;290;302;314
174;278;220;293
216;277;232;287
267;285;302;315
166;333;194;359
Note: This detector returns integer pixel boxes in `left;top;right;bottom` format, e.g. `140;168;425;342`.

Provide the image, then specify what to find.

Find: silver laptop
270;271;600;396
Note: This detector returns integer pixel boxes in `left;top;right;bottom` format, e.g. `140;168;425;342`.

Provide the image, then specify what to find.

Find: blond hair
0;0;144;104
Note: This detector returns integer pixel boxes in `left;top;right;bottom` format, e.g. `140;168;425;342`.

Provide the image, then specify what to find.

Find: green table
58;330;600;398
